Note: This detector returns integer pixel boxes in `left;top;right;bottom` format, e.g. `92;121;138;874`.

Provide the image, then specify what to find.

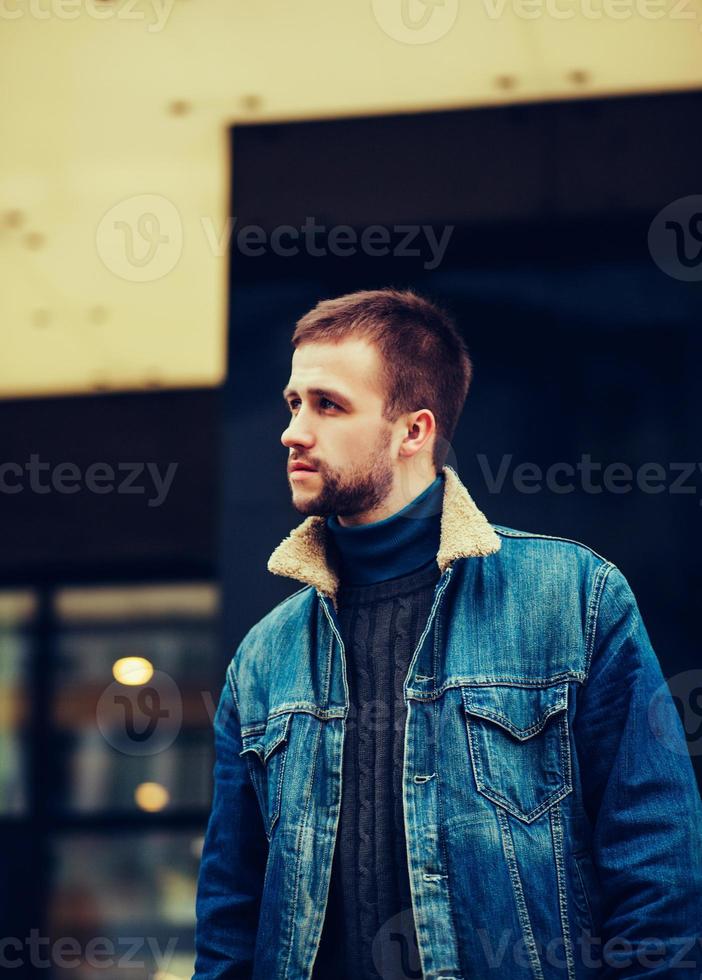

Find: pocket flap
462;682;568;740
239;711;293;763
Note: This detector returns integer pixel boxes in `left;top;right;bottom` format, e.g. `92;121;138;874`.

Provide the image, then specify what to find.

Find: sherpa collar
267;464;501;608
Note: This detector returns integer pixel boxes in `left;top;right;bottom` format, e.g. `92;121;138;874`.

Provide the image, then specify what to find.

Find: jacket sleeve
573;563;702;977
192;660;268;979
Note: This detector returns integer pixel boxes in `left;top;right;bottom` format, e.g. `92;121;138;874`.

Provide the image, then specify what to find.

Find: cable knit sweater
311;559;441;979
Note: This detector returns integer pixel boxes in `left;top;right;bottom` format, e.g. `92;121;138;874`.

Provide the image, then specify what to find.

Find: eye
287;397;339;412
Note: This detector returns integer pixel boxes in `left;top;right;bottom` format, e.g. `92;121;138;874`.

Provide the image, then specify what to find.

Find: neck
326;472;444;586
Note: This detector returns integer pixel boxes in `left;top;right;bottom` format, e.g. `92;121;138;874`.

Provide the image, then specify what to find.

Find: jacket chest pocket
462;681;573;823
239;711;294;840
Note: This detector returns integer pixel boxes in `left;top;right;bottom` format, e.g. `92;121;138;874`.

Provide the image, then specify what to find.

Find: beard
291;428;394;519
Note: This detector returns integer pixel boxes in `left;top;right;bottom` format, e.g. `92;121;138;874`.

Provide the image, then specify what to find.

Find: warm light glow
112;656;154;686
0;591;37;625
135;782;170;812
56;583;220;622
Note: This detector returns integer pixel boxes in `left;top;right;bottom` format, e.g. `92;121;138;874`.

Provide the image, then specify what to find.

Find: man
193;288;702;980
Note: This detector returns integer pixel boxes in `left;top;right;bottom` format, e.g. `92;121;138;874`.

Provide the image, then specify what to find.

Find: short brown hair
291;287;473;470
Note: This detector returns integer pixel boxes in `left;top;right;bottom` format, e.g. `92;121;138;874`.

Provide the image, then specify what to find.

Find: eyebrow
282;386;353;408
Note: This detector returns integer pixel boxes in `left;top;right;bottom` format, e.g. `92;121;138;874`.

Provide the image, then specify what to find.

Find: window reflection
42;582;220;979
0;590;35;815
51;584;220;815
48;832;202;980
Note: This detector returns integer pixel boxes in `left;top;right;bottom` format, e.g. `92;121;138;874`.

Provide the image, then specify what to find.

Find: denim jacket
193;465;702;979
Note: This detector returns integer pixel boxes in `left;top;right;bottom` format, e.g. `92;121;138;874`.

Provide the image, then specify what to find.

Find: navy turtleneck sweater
325;472;444;585
312;472;445;980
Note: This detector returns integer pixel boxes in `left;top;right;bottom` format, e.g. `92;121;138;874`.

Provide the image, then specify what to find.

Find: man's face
281;338;399;519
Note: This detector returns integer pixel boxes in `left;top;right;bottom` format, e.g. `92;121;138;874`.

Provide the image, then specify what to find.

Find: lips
289;462;317;472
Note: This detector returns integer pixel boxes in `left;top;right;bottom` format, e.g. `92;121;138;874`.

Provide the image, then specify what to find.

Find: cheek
354;428;390;461
340;425;376;452
324;419;390;463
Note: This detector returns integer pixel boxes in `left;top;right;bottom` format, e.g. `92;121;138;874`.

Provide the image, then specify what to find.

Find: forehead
287;338;384;400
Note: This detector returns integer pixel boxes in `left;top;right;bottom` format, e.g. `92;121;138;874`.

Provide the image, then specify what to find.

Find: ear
399;409;436;459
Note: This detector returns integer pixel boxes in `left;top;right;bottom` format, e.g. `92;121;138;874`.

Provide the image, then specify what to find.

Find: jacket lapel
267;464;500;607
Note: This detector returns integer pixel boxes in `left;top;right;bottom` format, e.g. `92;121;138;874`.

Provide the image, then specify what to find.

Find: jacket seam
496;806;544;978
319;593;351;711
464;699;567;738
435;694;464;979
225;658;242;721
305;717;344;977
402;568;454;701
583;561;616;676
549;802;576;979
573;854;594;930
493;525;612;564
239;679;587;730
240;704;346;736
320;595;333;705
283;718;322;979
409;674;585;702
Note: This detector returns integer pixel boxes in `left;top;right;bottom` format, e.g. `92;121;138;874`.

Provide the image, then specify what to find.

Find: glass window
47;831;203;980
51;584;220;815
0;590;35;815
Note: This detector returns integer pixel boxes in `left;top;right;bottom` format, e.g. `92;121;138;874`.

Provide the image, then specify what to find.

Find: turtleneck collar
325;472;444;586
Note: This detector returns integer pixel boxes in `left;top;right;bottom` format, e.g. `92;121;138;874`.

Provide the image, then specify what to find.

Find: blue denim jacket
193;465;702;979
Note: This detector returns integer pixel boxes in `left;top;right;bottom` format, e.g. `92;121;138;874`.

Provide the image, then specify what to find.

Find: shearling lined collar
267;464;501;608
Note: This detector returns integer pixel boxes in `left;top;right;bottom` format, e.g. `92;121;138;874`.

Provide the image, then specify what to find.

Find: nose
281;410;315;451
